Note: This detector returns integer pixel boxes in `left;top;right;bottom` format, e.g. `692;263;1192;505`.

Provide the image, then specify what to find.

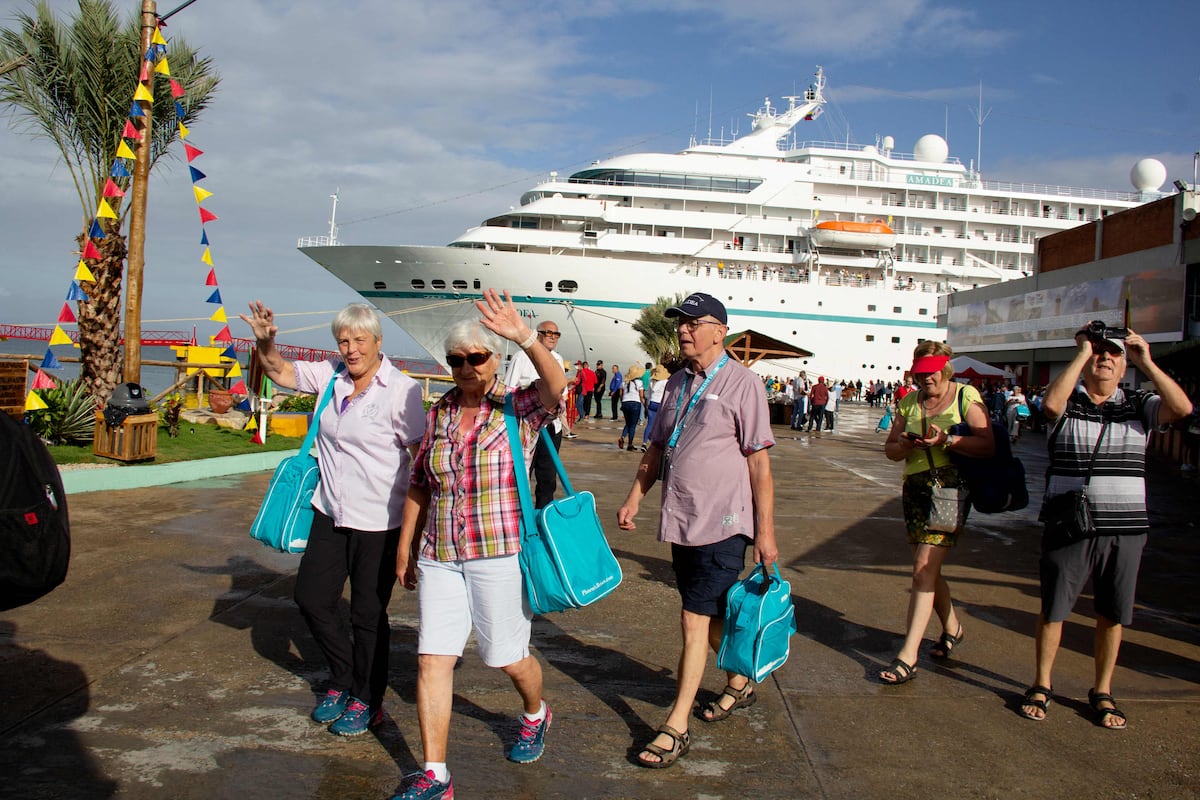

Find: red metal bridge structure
0;324;444;374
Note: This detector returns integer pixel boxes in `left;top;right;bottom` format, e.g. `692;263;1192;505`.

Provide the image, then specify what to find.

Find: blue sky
1;0;1196;358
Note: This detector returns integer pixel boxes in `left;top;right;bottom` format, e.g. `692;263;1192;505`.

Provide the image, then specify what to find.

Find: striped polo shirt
1043;386;1163;534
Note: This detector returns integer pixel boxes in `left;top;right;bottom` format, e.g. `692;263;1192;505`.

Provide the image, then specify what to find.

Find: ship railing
297;235;341;248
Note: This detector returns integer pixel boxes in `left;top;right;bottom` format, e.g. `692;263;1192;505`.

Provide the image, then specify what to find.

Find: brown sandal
700;681;756;722
636;724;690;768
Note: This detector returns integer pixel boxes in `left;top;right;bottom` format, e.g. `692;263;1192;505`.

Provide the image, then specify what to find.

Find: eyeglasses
446;352;492;368
675;319;724;331
537;330;561;338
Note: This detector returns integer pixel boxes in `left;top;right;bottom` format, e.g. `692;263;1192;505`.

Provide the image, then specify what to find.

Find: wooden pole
122;0;158;385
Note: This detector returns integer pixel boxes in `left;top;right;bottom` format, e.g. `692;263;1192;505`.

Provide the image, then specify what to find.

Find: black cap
665;292;727;324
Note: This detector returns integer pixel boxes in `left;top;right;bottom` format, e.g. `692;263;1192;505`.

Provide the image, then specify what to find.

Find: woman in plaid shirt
393;290;566;800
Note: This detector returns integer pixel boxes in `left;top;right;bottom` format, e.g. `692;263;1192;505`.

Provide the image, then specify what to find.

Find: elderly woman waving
880;341;993;685
392;289;566;800
241;301;426;737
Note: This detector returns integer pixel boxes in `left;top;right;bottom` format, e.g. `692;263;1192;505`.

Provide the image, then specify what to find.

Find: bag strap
538;427;576;495
503;393;537;546
1081;417;1110;491
299;364;345;454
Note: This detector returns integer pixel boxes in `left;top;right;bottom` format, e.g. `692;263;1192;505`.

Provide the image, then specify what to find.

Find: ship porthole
432;279;445;289
411;279;425;289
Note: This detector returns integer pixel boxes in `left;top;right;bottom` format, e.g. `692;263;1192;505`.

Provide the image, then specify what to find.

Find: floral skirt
902;465;965;547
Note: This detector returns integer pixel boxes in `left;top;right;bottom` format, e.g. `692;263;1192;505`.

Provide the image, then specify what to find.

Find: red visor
911;355;950;374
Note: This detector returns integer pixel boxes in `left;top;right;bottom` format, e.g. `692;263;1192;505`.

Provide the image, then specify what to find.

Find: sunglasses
537;330;561;338
446;352;492;368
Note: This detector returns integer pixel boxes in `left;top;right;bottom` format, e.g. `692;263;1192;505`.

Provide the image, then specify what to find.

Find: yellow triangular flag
154;57;170;76
133;83;154;102
96;199;119;219
116;140;137;159
75;260;96;282
152;27;167;45
49;325;73;346
226;362;242;377
178;121;189;139
25;391;49;411
201;247;213;266
244;415;257;432
209;307;227;323
193;185;213;203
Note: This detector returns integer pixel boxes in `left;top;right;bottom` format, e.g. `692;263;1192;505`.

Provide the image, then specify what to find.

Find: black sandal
1088;689;1128;730
636;724;690;768
879;657;917;685
930;625;964;659
1018;685;1052;721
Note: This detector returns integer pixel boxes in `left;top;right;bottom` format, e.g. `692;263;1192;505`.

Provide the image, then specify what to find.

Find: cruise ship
299;68;1161;379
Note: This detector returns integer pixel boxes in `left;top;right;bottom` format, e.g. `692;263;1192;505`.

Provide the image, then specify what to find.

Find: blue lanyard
667;354;728;449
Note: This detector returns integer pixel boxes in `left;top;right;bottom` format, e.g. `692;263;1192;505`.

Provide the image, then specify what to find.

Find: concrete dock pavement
1;404;1197;799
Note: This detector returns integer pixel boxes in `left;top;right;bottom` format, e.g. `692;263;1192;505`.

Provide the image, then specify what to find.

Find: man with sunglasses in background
617;292;777;769
505;320;569;508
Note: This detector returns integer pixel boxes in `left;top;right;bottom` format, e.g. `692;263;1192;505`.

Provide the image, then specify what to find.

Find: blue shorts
671;536;750;617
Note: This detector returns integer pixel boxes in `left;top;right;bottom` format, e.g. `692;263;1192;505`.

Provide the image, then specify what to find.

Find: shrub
276;393;316;412
28;378;97;444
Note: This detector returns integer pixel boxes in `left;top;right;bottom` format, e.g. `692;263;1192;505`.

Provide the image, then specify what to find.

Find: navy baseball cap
665;292;727;324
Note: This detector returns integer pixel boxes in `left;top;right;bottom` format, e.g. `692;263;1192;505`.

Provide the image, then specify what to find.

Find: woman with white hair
241;301;426;736
392;289;566;800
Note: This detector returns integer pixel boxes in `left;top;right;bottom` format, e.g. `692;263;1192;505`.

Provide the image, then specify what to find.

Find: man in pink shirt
617;292;777;769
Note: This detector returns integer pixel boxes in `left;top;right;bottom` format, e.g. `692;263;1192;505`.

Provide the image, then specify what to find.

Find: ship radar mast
717;66;826;156
328;189;340;245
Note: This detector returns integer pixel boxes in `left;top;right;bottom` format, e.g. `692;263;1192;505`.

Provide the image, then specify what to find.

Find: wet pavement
2;403;1198;799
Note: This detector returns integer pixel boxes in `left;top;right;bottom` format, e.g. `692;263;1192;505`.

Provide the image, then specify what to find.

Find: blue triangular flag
144;46;155;61
206;288;222;304
236;398;252;412
221;345;237;360
174;101;186;118
129;101;144;118
200;229;209;246
66;281;89;302
40;348;62;370
111;161;132;178
189;165;206;183
88;219;105;239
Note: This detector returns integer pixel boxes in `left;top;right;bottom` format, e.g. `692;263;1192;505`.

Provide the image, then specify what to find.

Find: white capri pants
416;553;532;668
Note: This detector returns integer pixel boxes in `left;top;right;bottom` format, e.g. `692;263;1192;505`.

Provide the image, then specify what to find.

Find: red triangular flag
57;303;77;323
122;119;142;140
170;78;185;98
82;240;102;260
229;379;247;395
212;325;232;342
205;268;217;286
32;369;57;390
199;207;218;224
184;143;203;162
250;429;265;445
102;178;125;198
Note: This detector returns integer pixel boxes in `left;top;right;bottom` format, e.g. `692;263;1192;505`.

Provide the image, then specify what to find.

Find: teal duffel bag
504;395;622;615
249;367;341;553
717;563;797;683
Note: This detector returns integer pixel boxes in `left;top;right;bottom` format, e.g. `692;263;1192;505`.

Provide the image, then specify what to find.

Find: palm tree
632;293;688;367
0;0;219;403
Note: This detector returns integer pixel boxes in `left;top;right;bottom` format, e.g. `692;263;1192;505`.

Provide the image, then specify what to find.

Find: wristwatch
945;434;958;449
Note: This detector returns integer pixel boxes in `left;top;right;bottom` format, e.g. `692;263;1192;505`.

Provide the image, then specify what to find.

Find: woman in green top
879;341;994;684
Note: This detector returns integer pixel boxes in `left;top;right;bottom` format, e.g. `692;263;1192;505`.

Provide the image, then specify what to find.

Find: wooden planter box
93;411;159;462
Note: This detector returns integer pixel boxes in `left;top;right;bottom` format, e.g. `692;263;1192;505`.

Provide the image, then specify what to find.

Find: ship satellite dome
913;134;949;163
862;145;878;155
882;135;895;151
1129;158;1166;192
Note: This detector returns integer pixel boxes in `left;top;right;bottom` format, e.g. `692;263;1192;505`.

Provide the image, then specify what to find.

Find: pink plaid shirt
411;380;554;562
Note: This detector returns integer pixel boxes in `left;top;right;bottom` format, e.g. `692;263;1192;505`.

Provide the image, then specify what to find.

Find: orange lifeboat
810;219;896;250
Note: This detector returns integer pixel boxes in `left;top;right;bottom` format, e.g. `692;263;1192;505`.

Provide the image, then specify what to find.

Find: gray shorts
1039;533;1146;626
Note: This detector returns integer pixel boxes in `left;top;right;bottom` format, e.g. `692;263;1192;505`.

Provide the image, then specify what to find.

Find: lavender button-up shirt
649;358;774;547
293;357;426;532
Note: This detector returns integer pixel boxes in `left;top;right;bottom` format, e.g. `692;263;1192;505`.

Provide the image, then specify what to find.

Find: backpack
0;414;71;610
948;387;1029;514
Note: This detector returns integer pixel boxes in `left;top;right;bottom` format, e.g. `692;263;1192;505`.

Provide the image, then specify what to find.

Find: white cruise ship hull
301;243;940;379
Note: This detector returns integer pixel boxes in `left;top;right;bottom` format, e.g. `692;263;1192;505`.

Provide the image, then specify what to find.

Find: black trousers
592;388;606;417
294;511;399;709
533;424;563;509
610;392;620;420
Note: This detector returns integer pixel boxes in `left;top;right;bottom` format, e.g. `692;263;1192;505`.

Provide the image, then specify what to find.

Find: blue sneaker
392;770;453;800
328;697;383;736
506;703;552;763
310;689;349;724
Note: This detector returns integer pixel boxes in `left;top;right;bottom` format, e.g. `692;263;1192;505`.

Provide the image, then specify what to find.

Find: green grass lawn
49;423;303;465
